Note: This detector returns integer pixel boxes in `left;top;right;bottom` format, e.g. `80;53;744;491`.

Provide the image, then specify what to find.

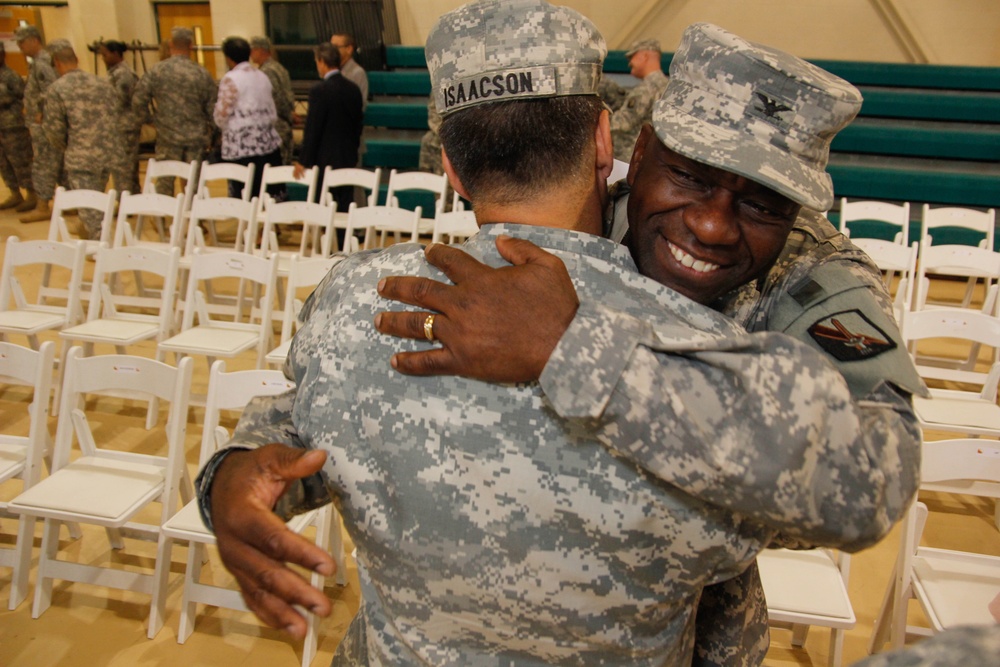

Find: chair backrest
431;210;479;245
180;249;279;331
199;359;296;465
185;196;260;255
258;164;317;203
276;253;342;347
319;167;381;207
914;243;1000;311
0;238;86;322
920;438;1000;495
0;340;55;488
385;169;447;217
47;186;118;247
143;158;200;211
197;161;255;201
348;203;423;249
853;239;918;318
839;198;911;246
85;245;181;330
921;204;996;251
113;192;187;249
901;308;1000;390
259;200;338;258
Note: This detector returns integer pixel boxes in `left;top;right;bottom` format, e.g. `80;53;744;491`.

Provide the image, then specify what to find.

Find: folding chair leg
828;627;845;667
8;516;36;610
791;623;809;647
32;518;61;618
148;534;174;639
302;609;319;667
177;541;205;644
326;508;348;587
105;527;125;550
869;574;896;654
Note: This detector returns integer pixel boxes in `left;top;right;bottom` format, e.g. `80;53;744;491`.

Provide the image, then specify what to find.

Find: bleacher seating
360;45;1000;223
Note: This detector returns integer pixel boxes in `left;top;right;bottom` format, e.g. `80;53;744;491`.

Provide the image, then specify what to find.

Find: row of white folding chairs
0;343;345;667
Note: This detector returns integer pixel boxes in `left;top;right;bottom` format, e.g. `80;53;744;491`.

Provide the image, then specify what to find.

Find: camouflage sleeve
540;300;910;549
854;625;1000;667
609;82;655;135
41;87;67;153
130;73;153;128
265;68;294;121
0;71;24;108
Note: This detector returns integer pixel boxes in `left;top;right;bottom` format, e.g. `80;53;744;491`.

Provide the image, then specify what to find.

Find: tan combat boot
18;196;50;223
13;189;36;213
0;190;24;210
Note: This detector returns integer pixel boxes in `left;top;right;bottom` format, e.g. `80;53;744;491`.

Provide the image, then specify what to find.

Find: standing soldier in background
15;25;59;223
610;38;668;161
417;95;442;175
330;32;367;109
44;40;116;240
0;42;36;212
132;26;217;195
100;40;139;196
250;36;295;166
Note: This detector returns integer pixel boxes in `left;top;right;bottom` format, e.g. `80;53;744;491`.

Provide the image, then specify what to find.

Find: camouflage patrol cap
625;38;661;57
14;25;41;43
426;0;606;117
652;23;862;211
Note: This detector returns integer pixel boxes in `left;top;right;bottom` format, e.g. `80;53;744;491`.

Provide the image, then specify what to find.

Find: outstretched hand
210;444;336;639
374;236;579;382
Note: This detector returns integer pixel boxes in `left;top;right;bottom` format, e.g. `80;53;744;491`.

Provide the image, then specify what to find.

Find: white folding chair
869;438;1000;653
318;167;381;253
759;548;855;667
195;161;256;245
350;203;423;250
150;360;347;663
7;348;193;629
265;254;342;368
259;199;339;266
901;308;1000;437
917;206;1000;311
183;196;260;257
839;198;911;246
46;186;118;254
257;164;317;214
385;168;447;239
0;341;56;610
112;191;187;251
0;239;86;350
431;210;478;245
853;240;918;323
56;245;181;426
141;158;199;241
159;250;279;374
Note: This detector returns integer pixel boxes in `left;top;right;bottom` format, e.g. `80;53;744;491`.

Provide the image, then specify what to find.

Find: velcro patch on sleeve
807;309;897;362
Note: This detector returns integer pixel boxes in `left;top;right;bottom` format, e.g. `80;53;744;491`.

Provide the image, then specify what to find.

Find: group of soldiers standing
0;25;297;240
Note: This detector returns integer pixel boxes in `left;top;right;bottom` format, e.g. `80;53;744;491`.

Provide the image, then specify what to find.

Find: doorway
154;2;216;78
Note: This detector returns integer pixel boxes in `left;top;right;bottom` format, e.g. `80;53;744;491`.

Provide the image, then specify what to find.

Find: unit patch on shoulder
807;309;896;362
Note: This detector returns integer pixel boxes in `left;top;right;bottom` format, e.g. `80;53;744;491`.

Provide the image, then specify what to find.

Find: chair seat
0;438;28;484
8;455;165;525
914;394;1000;435
0;309;67;334
160;325;261;357
912;549;1000;629
60;316;161;346
265;340;291;366
163;498;315;543
758;548;855;626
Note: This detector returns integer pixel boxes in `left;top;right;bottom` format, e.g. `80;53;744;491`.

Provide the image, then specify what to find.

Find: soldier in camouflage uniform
132;26;217;196
610;38;668;162
197;5;900;665
250;36;296;166
44;41;116;240
0;42;35;211
16;25;60;222
100;40;140;195
374;23;926;667
417;96;442;175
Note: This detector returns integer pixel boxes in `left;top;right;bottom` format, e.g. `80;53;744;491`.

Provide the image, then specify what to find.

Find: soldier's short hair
48;39;76;64
249;36;271;51
221;36;251;64
14;25;42;44
314;42;341;69
330;33;355;49
171;26;194;49
102;40;128;56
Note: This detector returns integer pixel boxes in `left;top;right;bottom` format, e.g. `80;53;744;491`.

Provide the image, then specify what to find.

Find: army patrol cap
426;0;606;117
14;25;41;43
249;36;272;51
652;23;862;211
625;38;661;57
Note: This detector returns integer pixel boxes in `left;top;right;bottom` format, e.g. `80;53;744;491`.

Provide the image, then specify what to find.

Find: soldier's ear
441;150;469;201
594;108;613;183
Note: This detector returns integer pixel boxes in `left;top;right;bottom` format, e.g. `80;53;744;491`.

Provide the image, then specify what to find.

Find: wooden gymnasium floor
0;173;998;667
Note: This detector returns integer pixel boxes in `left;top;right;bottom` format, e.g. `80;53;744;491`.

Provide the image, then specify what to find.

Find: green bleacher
361;45;1000;215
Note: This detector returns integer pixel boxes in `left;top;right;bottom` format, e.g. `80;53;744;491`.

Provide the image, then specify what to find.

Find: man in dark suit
293;42;363;217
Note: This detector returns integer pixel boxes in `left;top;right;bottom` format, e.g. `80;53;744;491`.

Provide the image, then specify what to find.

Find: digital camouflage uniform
610;68;667;161
132;54;217;195
24;48;59;200
43;69;116;239
259;57;295;165
853;625;1000;667
417;96;442;175
0;63;33;194
597;75;628;112
199;222;875;665
106;59;140;195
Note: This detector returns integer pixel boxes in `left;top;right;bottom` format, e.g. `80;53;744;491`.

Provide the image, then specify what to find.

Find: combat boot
0;190;24;210
18;197;50;223
13;190;36;213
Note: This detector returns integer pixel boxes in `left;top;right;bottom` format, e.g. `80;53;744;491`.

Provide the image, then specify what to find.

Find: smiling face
625;124;800;305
